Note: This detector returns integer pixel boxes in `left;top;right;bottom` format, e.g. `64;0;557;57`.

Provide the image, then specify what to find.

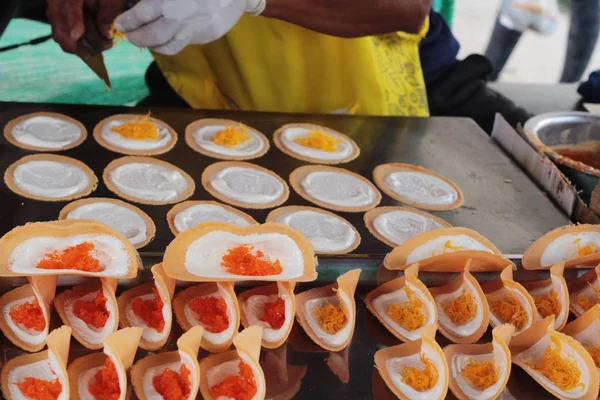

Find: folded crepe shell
429;261;489;344
1;326;71;400
0;219;141;278
567;264;600;317
0;275;57;352
199;326;267;400
54;278;118;350
383;227;513;272
522;224;600;270
239;282;296;349
562;305;600;374
173;281;240;353
131;326;204;400
163;222;317;282
68;327;143;400
374;324;449;400
364;264;437;343
166;200;258;236
510;316;599;400
522;262;569;331
295;269;361;352
481;266;537;335
444;324;514;400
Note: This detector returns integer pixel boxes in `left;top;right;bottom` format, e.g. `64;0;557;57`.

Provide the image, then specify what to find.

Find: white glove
116;0;266;55
499;0;558;35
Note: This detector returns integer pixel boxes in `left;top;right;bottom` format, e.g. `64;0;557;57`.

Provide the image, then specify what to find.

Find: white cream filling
372;282;436;341
9;351;68;400
303;290;354;347
4;295;47;345
373;210;445;246
108;162;189;202
435;279;484;338
192;125;265;156
125;284;170;343
11;115;82;149
383;171;458;206
487;286;534;334
280;127;353;160
100;118;172;150
184;287;236;346
300;171;377;208
529;277;568;329
64;287;116;346
570;277;600;316
206;352;263;400
210;166;284;204
386;342;447;400
13;160;90;198
184;232;304;280
173;203;252;233
241;285;293;344
142;352;197;400
451;343;508;400
8;234;130;277
65;202;148;245
275;210;356;252
540;232;600;267
406;235;494;264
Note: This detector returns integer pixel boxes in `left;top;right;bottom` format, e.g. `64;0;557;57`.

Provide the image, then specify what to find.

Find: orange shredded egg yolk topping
460;358;499;390
386;287;426;331
575;283;600;312
132;286;165;332
9;299;45;332
574;238;598;257
443;289;478;325
260;297;286;330
89;358;121;400
313;292;348;334
210;360;257;400
73;290;110;329
211;125;251;148
525;335;583;391
488;292;528;330
294;128;343;152
400;353;439;392
534;290;561;319
109;21;126;43
221;245;283;276
188;295;229;333
36;242;102;272
16;376;62;400
152;364;191;400
111;113;158;141
583;344;600;368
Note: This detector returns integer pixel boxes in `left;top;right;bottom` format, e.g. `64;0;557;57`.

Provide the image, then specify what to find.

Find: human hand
115;0;266;55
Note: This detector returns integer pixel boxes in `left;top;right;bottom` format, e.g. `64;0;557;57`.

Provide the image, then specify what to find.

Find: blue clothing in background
578;70;600;103
420;11;460;86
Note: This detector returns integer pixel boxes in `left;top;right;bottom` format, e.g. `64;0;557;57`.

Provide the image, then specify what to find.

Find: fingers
125;17;184;48
96;0;126;39
116;0;164;32
48;0;86;54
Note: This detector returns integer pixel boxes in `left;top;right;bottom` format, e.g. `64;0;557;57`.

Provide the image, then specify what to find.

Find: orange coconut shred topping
211;125;251;148
9;299;45;332
574;238;598;258
73;290;110;329
443;289;478;325
294;128;343;152
188;295;229;333
210;360;257;400
132;286;165;332
525;335;583;391
36;242;102;272
221;245;283;276
89;357;120;400
400;353;439;392
152;364;191;400
575;283;600;312
386;287;426;331
16;376;62;400
583;344;600;368
260;297;286;330
111;113;158;141
534;290;561;319
460;358;499;390
488;292;528;330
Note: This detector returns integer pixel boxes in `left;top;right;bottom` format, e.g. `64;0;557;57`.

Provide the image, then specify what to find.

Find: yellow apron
153;15;429;116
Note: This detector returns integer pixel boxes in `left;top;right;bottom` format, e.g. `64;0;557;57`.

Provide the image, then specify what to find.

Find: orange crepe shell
117;263;175;351
163;221;317;282
562;304;600;373
1;325;71;400
429;261;490;344
295;269;361;352
364;264;438;342
510;316;599;400
54;278;119;350
522;224;600;270
374;324;449;400
239;282;297;349
131;326;204;400
383;227;513;272
0;275;57;352
444;324;514;400
68;327;142;400
198;326;267;400
481;266;537;335
522;262;570;331
0;219;141;278
173;281;240;353
567;264;600;317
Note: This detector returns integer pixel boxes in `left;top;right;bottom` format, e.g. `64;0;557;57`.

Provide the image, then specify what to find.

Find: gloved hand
115;0;266;55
